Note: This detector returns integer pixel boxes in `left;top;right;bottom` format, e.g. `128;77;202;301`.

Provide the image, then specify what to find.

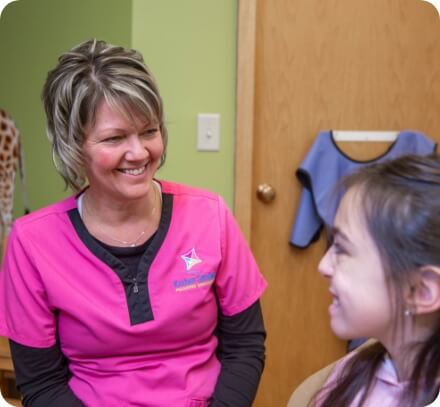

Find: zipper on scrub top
133;277;139;294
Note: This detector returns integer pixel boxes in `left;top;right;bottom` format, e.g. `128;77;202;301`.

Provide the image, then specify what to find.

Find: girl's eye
332;241;347;256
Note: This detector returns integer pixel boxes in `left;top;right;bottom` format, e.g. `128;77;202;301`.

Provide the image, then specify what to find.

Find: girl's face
82;101;164;203
318;189;394;343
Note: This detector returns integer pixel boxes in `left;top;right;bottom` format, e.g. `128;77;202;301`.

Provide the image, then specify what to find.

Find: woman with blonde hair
0;39;267;407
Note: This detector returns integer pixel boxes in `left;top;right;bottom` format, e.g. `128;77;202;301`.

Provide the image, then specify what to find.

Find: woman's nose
126;134;148;160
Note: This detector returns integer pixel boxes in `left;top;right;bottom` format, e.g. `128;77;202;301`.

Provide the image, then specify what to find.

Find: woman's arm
9;340;85;407
210;300;266;407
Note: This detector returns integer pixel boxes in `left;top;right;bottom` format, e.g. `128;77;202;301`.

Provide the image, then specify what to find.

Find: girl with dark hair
314;154;440;407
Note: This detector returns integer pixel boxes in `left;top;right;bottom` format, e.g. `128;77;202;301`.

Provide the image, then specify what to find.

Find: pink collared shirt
317;352;438;407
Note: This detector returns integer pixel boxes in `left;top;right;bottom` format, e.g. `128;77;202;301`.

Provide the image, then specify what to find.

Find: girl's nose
318;250;334;279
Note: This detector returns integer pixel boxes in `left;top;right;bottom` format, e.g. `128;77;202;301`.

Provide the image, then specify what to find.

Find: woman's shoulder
12;195;77;231
159;180;222;202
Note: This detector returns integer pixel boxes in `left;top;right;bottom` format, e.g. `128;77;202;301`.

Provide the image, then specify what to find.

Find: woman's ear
406;266;440;315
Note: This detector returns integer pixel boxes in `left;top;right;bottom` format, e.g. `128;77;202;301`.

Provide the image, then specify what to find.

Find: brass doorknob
256;183;276;203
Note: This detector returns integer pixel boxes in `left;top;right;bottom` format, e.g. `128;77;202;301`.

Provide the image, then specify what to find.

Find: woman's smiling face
82;100;164;203
318;188;393;343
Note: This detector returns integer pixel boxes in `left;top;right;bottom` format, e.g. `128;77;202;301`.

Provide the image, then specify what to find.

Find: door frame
234;0;256;242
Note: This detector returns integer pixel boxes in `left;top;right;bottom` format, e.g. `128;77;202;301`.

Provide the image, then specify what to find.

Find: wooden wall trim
234;0;256;242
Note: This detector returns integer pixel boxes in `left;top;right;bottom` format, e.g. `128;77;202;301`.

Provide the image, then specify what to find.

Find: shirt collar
375;355;407;387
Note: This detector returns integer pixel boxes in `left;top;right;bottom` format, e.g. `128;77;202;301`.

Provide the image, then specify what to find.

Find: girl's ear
406;266;440;315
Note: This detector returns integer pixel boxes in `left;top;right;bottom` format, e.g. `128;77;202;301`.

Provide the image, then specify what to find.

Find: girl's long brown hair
312;154;440;407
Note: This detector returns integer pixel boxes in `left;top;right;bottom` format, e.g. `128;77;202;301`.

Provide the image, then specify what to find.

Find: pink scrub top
0;181;267;407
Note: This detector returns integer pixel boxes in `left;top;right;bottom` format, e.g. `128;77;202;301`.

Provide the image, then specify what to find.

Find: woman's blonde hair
42;39;168;191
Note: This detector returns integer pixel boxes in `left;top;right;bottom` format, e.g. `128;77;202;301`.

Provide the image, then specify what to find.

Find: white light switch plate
197;113;220;151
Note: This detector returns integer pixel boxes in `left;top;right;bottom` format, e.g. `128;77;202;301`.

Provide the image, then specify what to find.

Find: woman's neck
81;182;161;247
84;183;159;225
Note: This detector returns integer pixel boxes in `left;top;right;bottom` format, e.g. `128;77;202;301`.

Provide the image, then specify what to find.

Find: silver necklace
84;182;161;247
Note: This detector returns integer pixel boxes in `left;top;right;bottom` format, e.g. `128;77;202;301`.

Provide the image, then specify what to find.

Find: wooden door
235;1;440;406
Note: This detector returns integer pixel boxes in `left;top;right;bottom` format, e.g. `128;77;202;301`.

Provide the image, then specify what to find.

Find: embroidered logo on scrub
174;248;216;292
181;248;202;270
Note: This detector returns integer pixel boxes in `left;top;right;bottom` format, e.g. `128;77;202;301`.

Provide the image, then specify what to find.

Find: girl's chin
330;320;355;341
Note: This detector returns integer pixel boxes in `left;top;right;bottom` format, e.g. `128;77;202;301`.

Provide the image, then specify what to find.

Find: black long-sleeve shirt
211;300;266;406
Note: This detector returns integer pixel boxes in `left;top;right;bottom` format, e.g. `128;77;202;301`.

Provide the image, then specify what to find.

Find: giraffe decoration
0;108;30;256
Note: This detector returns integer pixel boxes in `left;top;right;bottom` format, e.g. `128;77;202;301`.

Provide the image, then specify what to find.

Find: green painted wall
0;0;132;216
132;0;237;206
0;0;237;219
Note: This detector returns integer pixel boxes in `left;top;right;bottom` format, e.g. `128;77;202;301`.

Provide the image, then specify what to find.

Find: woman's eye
141;128;159;137
104;135;124;143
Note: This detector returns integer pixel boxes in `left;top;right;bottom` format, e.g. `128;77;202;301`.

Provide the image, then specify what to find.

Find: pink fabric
316;353;409;407
0;181;267;406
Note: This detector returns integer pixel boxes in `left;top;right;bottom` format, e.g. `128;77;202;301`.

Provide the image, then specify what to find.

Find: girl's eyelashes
327;229;350;256
332;241;347;255
329;234;348;256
